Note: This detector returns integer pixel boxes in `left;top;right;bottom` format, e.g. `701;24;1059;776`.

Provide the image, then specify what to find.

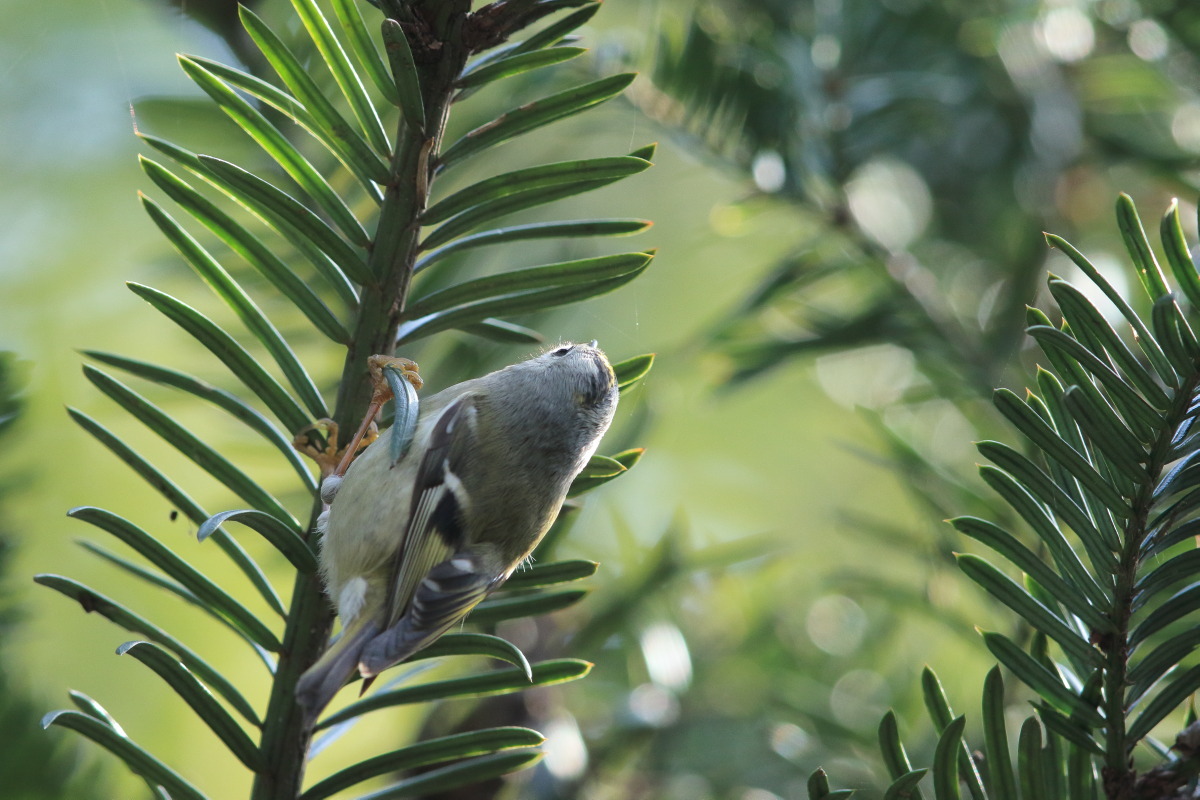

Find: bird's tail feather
295;616;379;728
358;620;437;678
359;554;493;677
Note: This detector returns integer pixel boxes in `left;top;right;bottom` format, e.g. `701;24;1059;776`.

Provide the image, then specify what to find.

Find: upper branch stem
251;5;471;798
1104;373;1200;799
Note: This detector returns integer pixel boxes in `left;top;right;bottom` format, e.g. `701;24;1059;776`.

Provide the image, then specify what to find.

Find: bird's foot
293;357;422;480
367;355;423;404
329;356;423;477
292;418;379;479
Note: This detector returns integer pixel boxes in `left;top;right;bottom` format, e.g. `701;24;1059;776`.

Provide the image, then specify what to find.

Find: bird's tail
358;617;436;678
358;556;493;677
295;615;379;729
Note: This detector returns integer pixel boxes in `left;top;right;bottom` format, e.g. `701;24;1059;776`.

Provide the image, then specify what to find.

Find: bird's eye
551;345;573;357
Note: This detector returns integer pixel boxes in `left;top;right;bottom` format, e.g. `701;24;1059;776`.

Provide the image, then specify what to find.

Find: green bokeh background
7;0;1182;797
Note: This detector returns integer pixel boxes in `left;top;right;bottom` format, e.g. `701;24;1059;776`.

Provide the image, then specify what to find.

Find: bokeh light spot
845;158;931;251
1037;8;1095;63
830;670;890;729
752;151;786;194
640;622;693;691
710;203;748;237
543;714;588;780
1128;19;1168;61
628;683;680;727
769;722;811;760
811;35;841;70
1172;105;1200;153
806;594;867;656
816;344;915;409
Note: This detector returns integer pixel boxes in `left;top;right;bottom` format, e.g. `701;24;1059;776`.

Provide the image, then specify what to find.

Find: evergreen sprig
801;195;1200;800
40;2;653;798
808;196;1200;799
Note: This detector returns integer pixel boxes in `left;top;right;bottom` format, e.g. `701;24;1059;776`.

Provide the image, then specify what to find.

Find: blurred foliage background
3;0;1200;797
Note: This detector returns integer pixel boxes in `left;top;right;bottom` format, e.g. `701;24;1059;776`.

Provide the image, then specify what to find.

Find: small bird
296;341;619;725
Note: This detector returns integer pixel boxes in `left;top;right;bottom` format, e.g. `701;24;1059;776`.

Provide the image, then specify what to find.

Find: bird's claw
293;418;379;478
367;355;423;405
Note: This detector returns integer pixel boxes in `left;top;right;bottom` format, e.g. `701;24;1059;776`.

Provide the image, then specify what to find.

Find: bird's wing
381;391;478;630
359;392;500;677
